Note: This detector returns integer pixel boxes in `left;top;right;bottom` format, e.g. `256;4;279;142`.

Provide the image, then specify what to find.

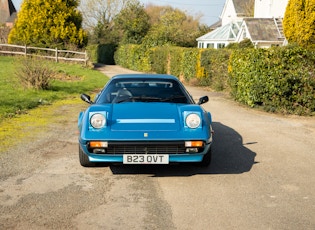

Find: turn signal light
90;141;108;148
185;141;204;147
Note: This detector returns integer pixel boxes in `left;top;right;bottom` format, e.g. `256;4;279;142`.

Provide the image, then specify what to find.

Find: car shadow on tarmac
109;122;258;177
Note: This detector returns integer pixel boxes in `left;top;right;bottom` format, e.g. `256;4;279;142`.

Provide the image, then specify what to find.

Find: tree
79;0;133;44
79;0;131;31
89;20;119;44
114;1;150;44
8;0;87;48
145;4;173;25
143;6;205;47
283;0;315;48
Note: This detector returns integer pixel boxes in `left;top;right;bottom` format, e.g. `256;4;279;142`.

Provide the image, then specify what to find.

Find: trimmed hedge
114;45;230;89
229;46;315;115
114;44;149;71
180;48;200;82
168;47;183;77
86;44;117;65
149;46;168;74
114;44;314;115
200;49;231;90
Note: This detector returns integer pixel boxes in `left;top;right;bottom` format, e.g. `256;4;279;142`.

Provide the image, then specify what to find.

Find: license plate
123;154;169;164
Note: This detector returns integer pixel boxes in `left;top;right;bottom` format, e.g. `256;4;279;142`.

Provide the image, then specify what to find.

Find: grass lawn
0;56;108;119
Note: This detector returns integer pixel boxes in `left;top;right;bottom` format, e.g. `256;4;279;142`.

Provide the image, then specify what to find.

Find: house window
217;43;226;49
207;43;214;48
198;43;204;48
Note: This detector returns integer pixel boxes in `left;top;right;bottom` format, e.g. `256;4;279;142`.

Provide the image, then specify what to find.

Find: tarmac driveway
0;65;314;229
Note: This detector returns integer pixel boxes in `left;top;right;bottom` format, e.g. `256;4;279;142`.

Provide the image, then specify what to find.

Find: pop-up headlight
90;113;106;129
185;113;201;129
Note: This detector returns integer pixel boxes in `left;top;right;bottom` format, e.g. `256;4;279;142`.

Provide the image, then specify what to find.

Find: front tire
79;145;94;167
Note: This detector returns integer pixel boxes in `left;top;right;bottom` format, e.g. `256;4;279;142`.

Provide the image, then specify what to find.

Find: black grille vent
106;141;186;155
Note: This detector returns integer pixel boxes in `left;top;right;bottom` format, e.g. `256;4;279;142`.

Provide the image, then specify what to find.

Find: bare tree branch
79;0;135;31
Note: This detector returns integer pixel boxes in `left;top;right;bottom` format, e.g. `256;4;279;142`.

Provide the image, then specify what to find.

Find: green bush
86;44;117;64
181;48;199;82
229;46;315;115
226;39;254;49
114;44;141;70
114;45;230;87
148;47;168;74
200;49;231;90
114;43;315;116
0;56;107;119
168;47;183;77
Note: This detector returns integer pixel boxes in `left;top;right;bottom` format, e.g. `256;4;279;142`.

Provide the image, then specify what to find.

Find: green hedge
181;48;200;82
229;46;315;115
148;46;168;74
114;44;148;71
200;49;231;90
86;44;117;65
168;47;184;77
114;45;231;88
114;44;315;115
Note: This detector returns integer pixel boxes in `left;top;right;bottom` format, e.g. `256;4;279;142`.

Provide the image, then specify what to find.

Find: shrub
16;57;55;90
229;46;315;115
200;49;231;90
168;47;184;76
181;48;199;82
226;39;254;49
149;47;168;74
87;44;117;65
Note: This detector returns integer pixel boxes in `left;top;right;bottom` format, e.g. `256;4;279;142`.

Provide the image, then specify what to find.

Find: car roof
111;74;179;81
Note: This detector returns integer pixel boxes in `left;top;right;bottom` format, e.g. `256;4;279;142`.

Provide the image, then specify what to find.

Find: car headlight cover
185;113;201;129
90;113;106;129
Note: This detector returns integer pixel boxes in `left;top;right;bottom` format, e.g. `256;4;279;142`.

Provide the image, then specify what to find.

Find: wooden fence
0;44;88;65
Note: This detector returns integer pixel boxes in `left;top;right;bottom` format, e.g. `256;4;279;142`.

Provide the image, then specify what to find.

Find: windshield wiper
114;95;187;103
161;95;187;102
114;96;163;103
132;96;163;102
114;96;133;103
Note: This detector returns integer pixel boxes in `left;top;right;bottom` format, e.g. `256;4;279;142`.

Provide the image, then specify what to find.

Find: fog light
186;148;199;153
93;149;106;154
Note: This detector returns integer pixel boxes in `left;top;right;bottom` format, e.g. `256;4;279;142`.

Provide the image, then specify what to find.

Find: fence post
24;45;27;57
55;47;58;62
85;50;88;67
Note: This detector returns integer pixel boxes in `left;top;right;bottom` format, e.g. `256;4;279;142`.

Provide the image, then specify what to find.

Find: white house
254;0;289;18
236;18;285;48
197;0;289;49
220;0;251;26
197;21;242;49
197;0;253;49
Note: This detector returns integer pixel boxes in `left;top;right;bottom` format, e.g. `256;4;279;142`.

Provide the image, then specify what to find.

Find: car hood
79;102;212;142
110;103;181;131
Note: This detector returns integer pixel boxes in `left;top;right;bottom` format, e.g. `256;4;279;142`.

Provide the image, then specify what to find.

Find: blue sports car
78;74;213;167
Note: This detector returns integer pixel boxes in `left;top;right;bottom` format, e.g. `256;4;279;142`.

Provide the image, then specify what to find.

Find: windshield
96;78;193;104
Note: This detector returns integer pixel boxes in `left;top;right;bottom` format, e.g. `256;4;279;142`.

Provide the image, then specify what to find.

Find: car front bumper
79;141;211;164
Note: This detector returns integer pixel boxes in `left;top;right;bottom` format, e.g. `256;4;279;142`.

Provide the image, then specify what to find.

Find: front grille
106;141;186;155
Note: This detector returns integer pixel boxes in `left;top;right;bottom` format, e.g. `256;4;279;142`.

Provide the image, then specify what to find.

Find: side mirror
81;94;93;104
198;96;209;105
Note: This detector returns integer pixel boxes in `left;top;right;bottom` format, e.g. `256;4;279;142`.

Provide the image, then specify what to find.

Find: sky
140;0;226;25
11;0;226;26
